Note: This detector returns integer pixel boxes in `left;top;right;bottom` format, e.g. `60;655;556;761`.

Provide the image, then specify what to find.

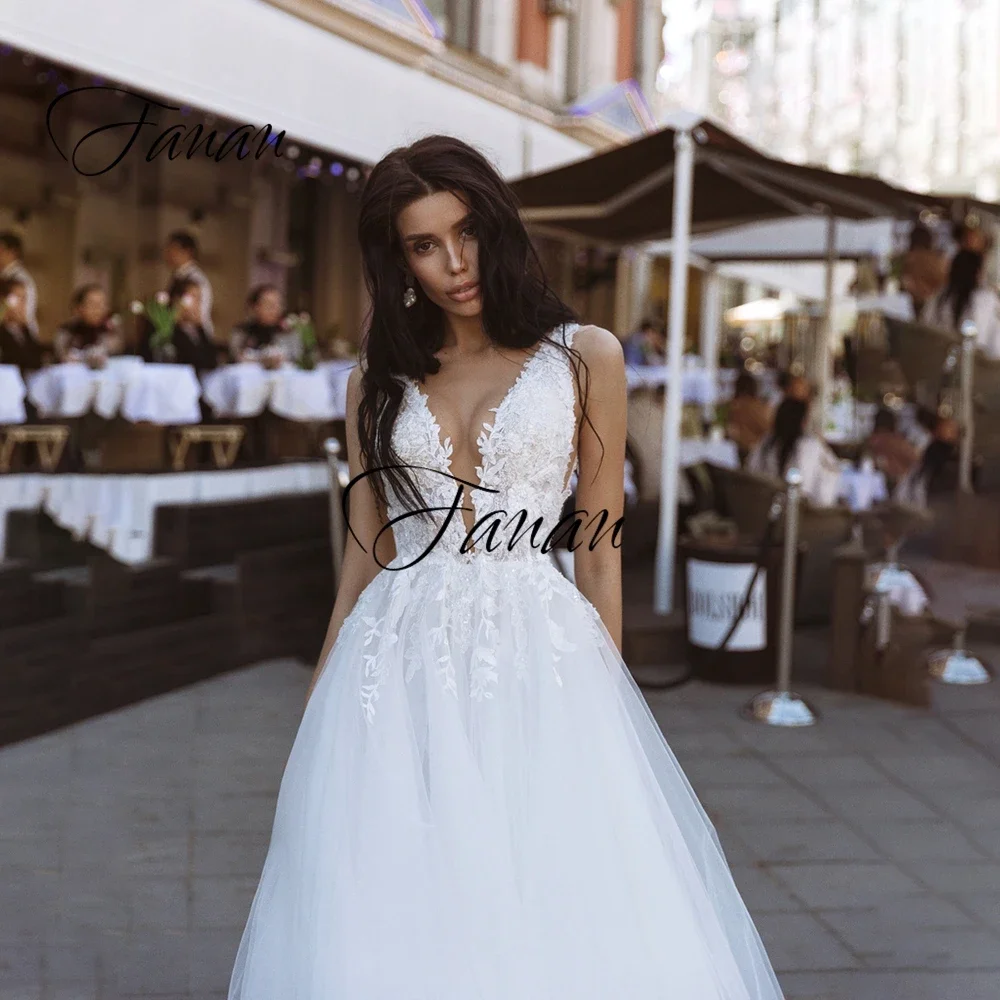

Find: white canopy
0;0;590;176
647;216;900;263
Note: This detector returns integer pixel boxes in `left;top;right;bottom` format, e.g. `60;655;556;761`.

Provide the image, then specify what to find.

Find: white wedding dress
229;322;785;999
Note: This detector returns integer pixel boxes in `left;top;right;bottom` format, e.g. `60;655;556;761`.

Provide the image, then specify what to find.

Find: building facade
0;0;664;347
655;0;1000;201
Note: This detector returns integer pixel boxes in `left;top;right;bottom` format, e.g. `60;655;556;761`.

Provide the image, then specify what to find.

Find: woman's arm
304;362;396;706
570;325;627;656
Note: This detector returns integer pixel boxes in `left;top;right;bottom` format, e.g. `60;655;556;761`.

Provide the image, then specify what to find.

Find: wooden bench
0;425;70;472
168;425;245;472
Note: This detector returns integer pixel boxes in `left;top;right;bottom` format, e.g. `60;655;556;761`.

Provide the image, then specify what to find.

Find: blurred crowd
0;230;352;377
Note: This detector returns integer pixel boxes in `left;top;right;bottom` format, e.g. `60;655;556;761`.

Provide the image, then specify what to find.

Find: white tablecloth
202;363;338;421
319;359;357;421
27;359;202;424
678;438;739;470
839;465;889;512
0;365;27;423
11;463;331;564
625;364;717;405
28;363;96;418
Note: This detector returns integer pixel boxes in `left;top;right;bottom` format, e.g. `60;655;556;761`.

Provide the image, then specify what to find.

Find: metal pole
959;319;977;493
775;468;801;696
654;126;696;614
814;209;837;434
700;264;722;425
742;467;819;726
324;437;345;586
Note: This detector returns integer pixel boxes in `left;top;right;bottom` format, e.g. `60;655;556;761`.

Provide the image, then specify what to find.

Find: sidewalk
1;652;999;1000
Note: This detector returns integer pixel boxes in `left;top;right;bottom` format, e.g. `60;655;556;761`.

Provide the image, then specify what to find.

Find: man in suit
0;231;38;338
163;230;214;335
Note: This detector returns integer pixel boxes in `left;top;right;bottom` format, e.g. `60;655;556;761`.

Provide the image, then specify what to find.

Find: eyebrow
403;213;474;244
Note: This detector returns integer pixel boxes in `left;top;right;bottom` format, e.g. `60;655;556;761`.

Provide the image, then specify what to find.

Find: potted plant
284;311;318;371
130;292;177;362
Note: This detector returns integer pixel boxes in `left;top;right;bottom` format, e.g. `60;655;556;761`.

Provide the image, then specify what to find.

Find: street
2;654;999;999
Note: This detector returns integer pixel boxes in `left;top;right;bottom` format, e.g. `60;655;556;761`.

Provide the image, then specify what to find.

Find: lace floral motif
355;323;602;720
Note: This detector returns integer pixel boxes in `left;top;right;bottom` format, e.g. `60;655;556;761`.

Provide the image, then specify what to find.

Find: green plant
285;312;318;371
130;292;177;351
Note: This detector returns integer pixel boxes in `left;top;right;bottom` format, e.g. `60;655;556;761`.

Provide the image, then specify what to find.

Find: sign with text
686;559;767;652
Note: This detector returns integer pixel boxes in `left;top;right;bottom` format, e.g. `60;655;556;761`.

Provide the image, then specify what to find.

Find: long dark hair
355;133;596;519
940;249;983;328
766;397;808;474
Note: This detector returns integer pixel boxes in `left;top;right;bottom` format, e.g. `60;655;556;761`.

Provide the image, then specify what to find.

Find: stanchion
926;321;992;685
742;467;820;726
958;319;977;493
323;437;345;587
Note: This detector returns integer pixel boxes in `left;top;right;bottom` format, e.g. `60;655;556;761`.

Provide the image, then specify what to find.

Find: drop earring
403;279;417;309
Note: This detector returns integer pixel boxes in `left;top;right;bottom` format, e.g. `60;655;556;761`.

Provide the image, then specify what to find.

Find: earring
403;280;417;309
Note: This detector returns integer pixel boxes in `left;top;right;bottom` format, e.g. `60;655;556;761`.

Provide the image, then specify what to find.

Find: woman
747;396;842;507
921;249;1000;358
228;283;301;363
53;284;123;362
726;371;772;461
140;278;221;372
229;135;784;999
0;277;46;372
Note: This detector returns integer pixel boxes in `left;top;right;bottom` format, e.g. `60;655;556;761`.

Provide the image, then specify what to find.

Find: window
422;0;478;51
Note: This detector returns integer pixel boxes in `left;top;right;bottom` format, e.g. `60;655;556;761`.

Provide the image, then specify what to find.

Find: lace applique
360;571;412;724
356;322;597;719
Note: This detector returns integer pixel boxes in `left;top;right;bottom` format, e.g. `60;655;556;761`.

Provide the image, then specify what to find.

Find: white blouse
746;434;843;508
921;286;1000;360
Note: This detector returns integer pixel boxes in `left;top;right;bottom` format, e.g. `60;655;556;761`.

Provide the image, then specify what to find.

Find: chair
882;315;959;402
704;463;855;625
0;424;70;472
167;425;245;472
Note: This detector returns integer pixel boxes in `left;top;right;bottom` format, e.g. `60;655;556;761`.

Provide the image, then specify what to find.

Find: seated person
865;407;920;488
746;397;842;507
622;319;665;367
53;284;124;362
783;372;812;403
0;277;46;372
894;414;961;505
725;371;772;461
139;278;222;372
229;284;301;364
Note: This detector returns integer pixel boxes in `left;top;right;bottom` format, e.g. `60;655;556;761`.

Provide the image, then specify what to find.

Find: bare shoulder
572;323;624;366
570;324;625;398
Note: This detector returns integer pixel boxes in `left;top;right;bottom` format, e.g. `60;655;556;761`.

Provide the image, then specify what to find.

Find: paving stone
767;861;925;909
768;754;889;786
752;911;860;972
734;819;882;864
727;864;806;913
697;785;831;822
812;784;941;821
862;819;991;862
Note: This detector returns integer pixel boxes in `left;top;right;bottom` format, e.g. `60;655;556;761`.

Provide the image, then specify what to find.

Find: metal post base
741;690;820;727
928;649;992;685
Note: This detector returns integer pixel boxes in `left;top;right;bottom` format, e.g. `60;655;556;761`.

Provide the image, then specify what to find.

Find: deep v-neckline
406;337;550;490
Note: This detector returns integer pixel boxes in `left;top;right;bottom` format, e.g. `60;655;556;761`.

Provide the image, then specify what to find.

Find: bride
229;134;784;999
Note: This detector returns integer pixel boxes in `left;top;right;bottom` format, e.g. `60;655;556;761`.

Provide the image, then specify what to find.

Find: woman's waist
389;546;562;569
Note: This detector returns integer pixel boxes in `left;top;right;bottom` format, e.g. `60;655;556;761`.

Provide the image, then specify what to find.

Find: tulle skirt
229;554;784;999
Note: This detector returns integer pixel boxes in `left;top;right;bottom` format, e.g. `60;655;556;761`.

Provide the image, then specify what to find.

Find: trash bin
679;534;803;685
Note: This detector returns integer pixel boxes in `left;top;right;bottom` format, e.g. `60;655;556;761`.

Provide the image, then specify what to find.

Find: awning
0;0;591;176
648;217;899;263
510;111;960;244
